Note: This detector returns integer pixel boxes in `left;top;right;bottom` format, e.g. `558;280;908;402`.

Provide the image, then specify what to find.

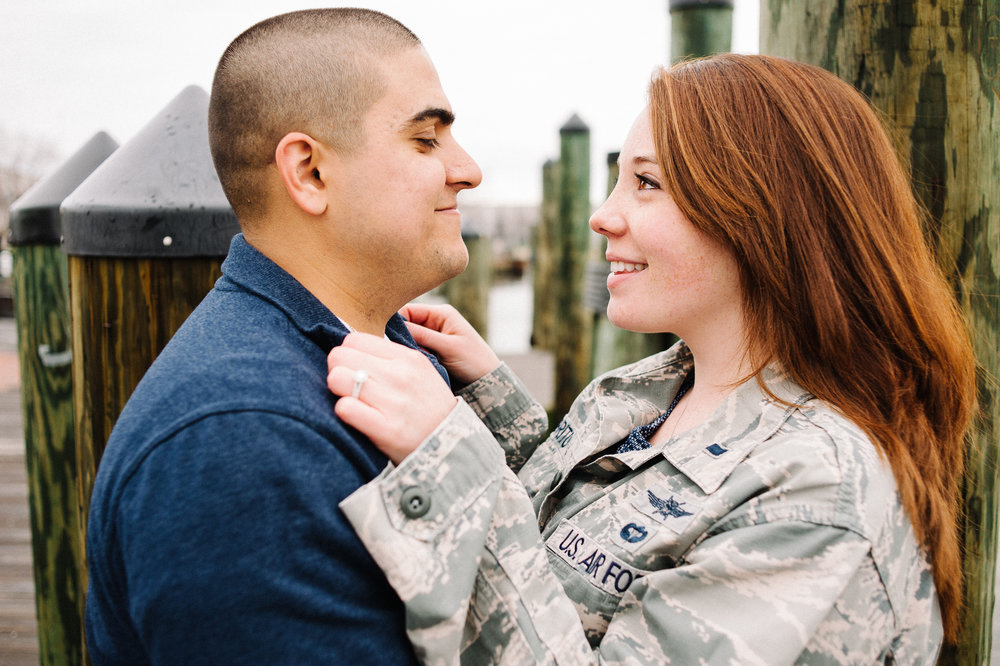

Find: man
85;9;481;663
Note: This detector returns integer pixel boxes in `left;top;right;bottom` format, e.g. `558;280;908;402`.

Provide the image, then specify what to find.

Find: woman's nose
589;196;625;237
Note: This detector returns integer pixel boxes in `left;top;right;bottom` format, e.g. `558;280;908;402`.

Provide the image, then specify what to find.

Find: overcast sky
1;1;759;206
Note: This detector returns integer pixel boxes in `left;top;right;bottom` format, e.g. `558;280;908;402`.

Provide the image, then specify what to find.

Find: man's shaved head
208;8;421;221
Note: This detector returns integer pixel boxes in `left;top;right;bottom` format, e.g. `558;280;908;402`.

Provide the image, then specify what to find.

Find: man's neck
243;230;395;336
335;312;388;337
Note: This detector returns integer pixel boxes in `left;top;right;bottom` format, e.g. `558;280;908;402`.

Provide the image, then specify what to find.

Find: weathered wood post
669;0;734;63
762;3;1000;662
531;159;558;350
60;85;238;654
7;131;118;666
588;152;674;377
443;229;490;338
584;152;617;376
553;114;591;420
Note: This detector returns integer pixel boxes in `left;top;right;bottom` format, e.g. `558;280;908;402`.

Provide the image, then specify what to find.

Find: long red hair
648;54;976;642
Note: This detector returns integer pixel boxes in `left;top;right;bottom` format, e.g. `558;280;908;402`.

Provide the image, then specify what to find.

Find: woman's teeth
610;261;648;273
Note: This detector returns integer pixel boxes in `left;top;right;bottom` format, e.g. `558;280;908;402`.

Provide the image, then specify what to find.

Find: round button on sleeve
400;486;431;518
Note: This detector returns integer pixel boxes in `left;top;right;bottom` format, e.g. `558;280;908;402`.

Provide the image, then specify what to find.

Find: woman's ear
274;132;329;216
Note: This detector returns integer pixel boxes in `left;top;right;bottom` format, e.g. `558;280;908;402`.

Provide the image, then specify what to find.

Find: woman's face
589;107;743;344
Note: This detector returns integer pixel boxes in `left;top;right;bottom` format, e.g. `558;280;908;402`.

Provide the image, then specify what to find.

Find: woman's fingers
404;319;456;355
326;333;458;463
326;364;373;400
404;319;500;385
400;303;467;334
327;332;416;375
332;397;414;463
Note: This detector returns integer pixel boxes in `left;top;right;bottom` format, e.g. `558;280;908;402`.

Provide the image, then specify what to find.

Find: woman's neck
653;319;754;444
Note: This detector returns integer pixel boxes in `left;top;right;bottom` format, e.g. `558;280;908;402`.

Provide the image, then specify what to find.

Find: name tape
545;521;652;598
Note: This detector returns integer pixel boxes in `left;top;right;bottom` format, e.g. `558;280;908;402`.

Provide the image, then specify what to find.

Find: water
487;278;533;355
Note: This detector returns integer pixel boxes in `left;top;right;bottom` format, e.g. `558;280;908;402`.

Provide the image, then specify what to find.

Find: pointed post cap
61;85;239;258
560;113;589;134
8;131;119;246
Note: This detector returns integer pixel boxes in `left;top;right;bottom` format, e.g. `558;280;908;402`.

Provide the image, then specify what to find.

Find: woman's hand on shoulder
400;302;501;385
327;333;457;464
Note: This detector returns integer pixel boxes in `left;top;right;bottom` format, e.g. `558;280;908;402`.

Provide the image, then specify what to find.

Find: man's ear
275;132;329;216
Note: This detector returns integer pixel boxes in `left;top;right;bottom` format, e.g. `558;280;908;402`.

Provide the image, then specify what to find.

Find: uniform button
400;486;431;518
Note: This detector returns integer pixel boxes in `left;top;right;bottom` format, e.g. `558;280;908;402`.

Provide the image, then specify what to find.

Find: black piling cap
61;85;239;258
560;113;589;134
8;132;119;246
669;0;734;10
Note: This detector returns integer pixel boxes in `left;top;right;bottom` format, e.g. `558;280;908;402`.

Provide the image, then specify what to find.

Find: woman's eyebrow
621;154;658;168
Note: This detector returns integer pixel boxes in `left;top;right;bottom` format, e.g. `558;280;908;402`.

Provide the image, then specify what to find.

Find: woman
326;54;976;664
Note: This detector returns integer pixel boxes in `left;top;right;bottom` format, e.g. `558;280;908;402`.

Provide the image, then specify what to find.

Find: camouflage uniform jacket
341;342;941;665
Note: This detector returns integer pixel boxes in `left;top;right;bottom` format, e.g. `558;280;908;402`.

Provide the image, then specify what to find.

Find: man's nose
447;141;483;190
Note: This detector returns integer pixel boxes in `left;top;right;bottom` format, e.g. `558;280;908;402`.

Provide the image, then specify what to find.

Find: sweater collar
220;233;449;384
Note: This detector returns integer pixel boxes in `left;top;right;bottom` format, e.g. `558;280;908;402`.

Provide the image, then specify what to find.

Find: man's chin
441;247;470;281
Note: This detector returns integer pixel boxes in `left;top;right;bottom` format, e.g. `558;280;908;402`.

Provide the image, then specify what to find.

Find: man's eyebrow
403;107;455;129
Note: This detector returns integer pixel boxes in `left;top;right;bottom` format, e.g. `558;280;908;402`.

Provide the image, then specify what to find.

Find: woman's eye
636;174;659;190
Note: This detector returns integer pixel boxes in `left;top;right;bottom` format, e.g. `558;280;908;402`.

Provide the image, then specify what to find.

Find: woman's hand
327;333;458;464
400;303;501;385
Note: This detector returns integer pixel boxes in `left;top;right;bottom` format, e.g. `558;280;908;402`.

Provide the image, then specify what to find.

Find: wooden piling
669;0;734;64
553;114;591;420
60;86;238;657
7;131;118;666
443;231;490;338
532;159;558;351
762;3;1000;662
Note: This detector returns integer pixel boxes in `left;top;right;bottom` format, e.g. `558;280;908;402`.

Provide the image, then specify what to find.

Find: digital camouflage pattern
341;344;941;664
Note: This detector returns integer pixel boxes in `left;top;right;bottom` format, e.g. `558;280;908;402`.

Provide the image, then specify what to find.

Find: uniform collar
591;342;811;494
659;365;812;494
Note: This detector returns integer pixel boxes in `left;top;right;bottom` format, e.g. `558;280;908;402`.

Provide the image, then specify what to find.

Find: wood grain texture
11;245;82;665
554;126;593;421
532;160;559;352
69;255;222;658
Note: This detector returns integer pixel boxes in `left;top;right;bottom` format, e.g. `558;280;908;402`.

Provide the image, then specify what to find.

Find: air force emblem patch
646;490;693;520
632;484;701;534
